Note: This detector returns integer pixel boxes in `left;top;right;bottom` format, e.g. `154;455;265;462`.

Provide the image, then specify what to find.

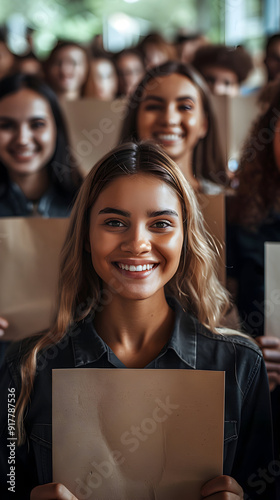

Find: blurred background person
0;73;82;217
114;48;145;97
226;83;280;457
137;32;178;70
83;50;118;101
226;84;280;339
192;44;254;96
43;41;90;100
0;72;83;364
264;33;280;82
120;61;229;193
14;51;43;77
0;37;15;80
175;32;209;64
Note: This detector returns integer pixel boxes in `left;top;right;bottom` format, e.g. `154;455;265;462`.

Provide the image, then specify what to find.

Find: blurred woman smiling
0;73;83;365
0;73;82;217
44;42;89;101
120;61;229;193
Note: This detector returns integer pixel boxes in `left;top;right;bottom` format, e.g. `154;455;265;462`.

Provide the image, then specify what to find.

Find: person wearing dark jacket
0;142;276;499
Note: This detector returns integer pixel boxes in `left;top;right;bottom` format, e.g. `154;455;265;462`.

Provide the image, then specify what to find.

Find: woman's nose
60;62;74;75
162;104;181;125
16;124;32;145
120;226;152;254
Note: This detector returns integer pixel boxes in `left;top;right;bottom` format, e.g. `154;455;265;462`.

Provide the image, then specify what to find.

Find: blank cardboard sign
210;93;259;167
265;242;280;337
53;368;224;500
0;217;69;340
60;97;127;175
198;193;225;285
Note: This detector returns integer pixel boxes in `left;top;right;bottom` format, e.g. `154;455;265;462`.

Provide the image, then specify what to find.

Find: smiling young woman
43;41;90;101
0;142;276;499
0;73;83;366
0;73;82;217
120;61;229;193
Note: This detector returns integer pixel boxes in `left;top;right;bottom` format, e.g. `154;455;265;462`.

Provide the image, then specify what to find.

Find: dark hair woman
227;86;280;462
0;73;83;365
43;41;90;101
0;72;82;217
119;61;229;193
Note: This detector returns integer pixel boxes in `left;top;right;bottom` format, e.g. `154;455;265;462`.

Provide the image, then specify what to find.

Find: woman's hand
30;483;78;499
0;317;8;337
201;475;243;499
256;336;280;391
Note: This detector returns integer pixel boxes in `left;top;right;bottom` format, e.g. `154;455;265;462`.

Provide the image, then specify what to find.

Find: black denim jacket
0;300;277;499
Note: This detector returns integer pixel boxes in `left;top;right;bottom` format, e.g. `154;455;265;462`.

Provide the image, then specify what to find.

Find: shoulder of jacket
197;322;262;357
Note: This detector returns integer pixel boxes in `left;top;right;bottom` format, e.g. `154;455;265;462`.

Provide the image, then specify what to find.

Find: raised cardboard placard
53;368;224;500
0;217;69;340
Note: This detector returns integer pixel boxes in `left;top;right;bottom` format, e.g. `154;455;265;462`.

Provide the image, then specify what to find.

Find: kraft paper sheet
198;193;225;284
52;368;224;500
60;97;126;176
265;242;280;337
0;217;69;341
210;93;258;166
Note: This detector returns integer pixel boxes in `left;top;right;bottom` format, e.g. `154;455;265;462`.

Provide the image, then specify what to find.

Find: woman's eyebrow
142;95;164;102
98;207;130;217
147;210;179;217
176;96;196;103
0;115;47;121
142;95;196;103
98;208;179;217
0;116;15;121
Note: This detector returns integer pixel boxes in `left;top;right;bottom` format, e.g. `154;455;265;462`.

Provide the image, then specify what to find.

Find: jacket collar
71;298;197;369
7;181;54;216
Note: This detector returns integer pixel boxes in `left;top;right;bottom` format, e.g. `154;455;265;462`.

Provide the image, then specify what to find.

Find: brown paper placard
210;94;259;166
53;368;224;500
60;97;127;175
0;218;69;341
265;242;280;338
198;193;225;285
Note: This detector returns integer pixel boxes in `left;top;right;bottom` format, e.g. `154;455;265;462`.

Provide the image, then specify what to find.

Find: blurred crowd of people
0;27;280;351
0;24;280;498
0;29;267;101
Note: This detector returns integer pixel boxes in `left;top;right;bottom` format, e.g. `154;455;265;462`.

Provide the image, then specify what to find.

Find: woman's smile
113;261;159;278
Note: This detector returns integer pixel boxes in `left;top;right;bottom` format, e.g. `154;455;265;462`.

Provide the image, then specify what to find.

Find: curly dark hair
192;44;253;83
228;84;280;229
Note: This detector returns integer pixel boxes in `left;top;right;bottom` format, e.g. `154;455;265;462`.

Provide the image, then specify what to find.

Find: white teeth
14;151;34;157
157;134;182;141
118;263;154;271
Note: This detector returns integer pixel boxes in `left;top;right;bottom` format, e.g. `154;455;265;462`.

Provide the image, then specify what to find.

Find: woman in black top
0;73;82;217
0;141;275;500
226;85;280;460
0;73;83;363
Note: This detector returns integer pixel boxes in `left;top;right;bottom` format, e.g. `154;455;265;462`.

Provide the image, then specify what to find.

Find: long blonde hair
15;141;229;444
